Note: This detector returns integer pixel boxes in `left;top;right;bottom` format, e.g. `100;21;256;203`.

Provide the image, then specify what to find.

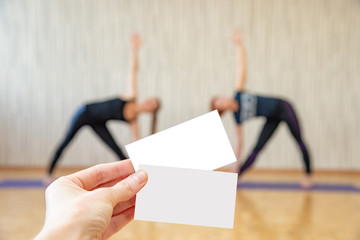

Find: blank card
135;164;238;228
126;110;237;171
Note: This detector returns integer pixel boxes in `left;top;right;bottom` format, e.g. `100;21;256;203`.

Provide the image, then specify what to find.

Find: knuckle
124;208;135;222
93;166;105;183
121;178;135;194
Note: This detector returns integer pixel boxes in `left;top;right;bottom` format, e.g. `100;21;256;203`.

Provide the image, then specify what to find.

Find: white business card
126;110;236;171
135;164;238;228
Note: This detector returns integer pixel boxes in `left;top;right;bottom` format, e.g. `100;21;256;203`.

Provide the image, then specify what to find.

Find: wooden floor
1;168;359;240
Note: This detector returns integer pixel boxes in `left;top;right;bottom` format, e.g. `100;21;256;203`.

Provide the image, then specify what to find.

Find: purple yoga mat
0;179;44;188
0;179;359;193
237;181;360;192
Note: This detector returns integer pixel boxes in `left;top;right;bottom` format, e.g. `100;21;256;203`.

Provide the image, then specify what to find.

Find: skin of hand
131;33;141;51
35;160;148;240
232;29;243;45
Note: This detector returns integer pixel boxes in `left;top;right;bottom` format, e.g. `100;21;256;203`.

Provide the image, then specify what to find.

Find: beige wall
1;0;359;170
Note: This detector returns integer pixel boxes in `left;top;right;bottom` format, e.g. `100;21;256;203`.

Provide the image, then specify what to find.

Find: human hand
35;160;147;240
131;33;141;51
232;29;243;46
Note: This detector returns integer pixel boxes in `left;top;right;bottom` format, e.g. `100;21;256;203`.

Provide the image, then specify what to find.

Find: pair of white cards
125;111;238;229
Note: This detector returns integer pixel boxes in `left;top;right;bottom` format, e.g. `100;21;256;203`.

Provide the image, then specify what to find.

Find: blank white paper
135;164;238;228
126;110;236;171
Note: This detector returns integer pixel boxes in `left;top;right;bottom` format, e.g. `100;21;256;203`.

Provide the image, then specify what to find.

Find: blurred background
0;0;359;170
1;1;360;240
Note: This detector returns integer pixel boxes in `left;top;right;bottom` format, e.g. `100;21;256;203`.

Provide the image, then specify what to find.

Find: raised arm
233;30;247;91
124;33;141;101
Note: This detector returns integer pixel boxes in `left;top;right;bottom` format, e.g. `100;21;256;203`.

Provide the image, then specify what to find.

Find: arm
235;124;243;160
35;160;147;240
124;33;141;101
233;30;247;91
130;120;140;141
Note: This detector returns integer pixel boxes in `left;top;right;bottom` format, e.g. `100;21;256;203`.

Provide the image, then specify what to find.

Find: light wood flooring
0;168;359;240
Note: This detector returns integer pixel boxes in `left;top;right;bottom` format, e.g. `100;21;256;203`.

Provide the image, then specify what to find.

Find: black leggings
48;106;127;174
239;100;311;175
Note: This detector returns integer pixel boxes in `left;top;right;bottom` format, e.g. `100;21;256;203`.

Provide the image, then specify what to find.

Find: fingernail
132;170;147;184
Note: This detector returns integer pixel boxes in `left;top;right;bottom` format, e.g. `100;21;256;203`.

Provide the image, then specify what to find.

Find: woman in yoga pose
47;34;159;178
211;30;312;188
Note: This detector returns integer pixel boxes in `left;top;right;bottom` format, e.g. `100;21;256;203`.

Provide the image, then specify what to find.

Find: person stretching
47;34;160;179
211;30;312;188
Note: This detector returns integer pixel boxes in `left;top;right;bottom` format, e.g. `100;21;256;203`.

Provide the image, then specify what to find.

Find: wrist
35;221;98;240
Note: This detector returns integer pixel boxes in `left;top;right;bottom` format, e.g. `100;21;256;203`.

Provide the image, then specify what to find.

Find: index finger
68;160;135;191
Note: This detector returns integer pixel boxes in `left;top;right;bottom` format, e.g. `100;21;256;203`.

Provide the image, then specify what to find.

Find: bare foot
215;161;240;173
42;175;56;187
228;162;240;173
300;175;313;189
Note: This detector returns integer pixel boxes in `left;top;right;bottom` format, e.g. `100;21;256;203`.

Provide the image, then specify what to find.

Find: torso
234;92;258;124
84;97;129;123
233;91;281;124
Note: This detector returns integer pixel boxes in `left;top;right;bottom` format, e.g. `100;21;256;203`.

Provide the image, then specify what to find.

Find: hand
131;33;141;51
232;29;243;46
35;160;148;240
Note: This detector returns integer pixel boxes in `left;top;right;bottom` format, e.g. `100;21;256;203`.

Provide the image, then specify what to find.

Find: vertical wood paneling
0;0;359;170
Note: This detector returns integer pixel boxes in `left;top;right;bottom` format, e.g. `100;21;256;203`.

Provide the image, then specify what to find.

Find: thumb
107;170;148;206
